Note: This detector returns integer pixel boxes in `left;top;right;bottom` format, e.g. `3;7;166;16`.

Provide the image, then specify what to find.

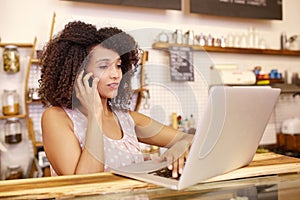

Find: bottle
188;114;195;129
280;32;287;50
3;45;20;73
183;117;189;132
2;89;20;115
171;112;178;129
4;118;22;144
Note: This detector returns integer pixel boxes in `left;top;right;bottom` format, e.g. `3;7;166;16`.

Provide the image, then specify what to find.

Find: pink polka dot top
49;107;144;176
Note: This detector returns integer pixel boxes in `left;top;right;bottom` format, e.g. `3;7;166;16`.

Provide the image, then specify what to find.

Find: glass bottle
4;118;22;144
2;89;20;115
5;164;23;180
3;45;20;73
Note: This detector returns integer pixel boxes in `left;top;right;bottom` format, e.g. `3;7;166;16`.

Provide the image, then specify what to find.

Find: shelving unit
23;37;45;154
0;38;42;155
0;39;42;179
0;115;26;120
152;42;300;56
152;42;300;93
0;41;34;122
0;43;33;48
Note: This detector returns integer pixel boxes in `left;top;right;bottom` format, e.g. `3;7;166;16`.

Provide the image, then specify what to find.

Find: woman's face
85;45;123;99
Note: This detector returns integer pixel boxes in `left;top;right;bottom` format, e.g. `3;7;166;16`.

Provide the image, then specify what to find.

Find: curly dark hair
39;21;140;110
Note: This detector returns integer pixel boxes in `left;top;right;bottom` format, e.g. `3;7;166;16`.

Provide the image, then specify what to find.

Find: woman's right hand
75;70;102;117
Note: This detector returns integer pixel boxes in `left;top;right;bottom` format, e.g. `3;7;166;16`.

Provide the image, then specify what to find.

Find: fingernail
168;165;173;170
172;171;178;178
179;168;183;174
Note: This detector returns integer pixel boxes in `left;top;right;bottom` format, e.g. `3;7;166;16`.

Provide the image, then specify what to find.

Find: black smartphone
83;70;93;87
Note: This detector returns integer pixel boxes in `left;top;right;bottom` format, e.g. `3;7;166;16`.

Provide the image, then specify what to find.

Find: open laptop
112;86;281;190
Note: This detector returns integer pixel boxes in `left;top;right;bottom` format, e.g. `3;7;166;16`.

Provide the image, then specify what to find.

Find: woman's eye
99;65;108;69
117;64;123;68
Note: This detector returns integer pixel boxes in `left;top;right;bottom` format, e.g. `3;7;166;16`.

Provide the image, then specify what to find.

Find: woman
39;21;193;178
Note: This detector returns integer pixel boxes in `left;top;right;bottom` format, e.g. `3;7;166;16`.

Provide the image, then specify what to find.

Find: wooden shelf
271;83;300;93
152;42;300;56
0;114;26;120
26;99;42;104
35;142;43;148
30;58;40;64
0;43;33;48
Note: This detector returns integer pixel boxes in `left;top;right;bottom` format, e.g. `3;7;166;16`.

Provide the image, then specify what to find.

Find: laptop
112;86;281;190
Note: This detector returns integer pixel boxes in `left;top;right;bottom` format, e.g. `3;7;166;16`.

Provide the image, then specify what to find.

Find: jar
2;89;20;115
3;45;20;73
5;164;23;180
4;118;22;144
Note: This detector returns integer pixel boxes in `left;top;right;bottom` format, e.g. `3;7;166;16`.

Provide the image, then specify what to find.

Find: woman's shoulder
43;106;66;116
42;106;69;122
42;106;73;130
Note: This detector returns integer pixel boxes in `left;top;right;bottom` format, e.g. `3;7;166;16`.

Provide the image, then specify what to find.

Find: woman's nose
109;64;121;78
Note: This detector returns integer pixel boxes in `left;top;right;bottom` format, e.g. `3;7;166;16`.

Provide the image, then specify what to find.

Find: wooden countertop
0;152;300;199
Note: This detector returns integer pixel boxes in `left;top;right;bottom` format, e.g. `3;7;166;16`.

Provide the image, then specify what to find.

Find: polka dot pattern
50;108;144;176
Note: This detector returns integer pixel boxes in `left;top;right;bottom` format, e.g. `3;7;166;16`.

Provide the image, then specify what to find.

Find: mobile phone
83;70;93;87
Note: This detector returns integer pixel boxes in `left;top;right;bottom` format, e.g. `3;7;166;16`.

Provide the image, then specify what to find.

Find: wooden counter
0;152;300;199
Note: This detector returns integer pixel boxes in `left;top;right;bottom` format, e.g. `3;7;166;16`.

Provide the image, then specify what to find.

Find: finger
75;70;85;99
76;70;85;91
92;77;99;90
76;70;84;86
172;159;178;178
161;153;173;170
82;72;93;89
178;154;185;175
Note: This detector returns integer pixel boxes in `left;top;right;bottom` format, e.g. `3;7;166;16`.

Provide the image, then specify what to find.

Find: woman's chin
107;93;118;99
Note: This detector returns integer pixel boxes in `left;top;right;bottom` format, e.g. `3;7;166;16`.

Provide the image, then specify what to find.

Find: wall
1;0;300;49
1;0;300;146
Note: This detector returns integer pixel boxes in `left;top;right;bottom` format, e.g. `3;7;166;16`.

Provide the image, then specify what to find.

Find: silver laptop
112;86;280;190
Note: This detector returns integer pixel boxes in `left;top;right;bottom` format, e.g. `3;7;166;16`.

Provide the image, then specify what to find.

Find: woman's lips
107;83;119;89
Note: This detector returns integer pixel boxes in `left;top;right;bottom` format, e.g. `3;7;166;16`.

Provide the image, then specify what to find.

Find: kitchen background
1;0;300;178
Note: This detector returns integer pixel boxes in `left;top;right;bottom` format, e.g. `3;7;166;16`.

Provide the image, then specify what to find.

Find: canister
4;118;22;144
3;45;20;73
2;89;20;115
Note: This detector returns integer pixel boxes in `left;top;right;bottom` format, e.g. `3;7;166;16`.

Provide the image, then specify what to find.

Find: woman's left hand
160;138;191;178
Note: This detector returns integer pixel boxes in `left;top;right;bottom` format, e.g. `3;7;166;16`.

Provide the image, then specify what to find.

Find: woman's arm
42;71;105;175
130;111;193;147
130;111;194;177
42;107;104;175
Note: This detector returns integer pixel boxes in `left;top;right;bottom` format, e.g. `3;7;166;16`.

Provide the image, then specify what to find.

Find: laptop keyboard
149;167;181;180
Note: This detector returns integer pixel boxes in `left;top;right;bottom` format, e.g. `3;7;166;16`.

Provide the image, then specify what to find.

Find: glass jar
5;164;23;180
4;118;22;144
2;89;20;115
3;45;20;73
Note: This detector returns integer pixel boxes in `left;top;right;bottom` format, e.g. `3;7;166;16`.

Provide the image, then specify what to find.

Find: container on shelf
4;118;22;144
2;89;20;115
2;45;20;73
28;88;40;101
5;164;23;180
